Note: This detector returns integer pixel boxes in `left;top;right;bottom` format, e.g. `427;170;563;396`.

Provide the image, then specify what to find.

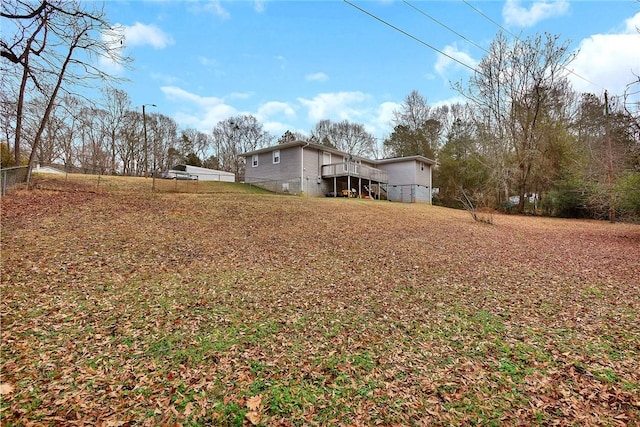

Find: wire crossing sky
99;0;639;138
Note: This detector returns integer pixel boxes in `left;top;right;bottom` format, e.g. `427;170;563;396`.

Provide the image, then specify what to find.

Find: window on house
322;151;331;165
252;154;259;167
273;150;280;164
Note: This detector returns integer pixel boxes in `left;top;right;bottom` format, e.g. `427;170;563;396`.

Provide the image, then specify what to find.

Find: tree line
2;1;638;220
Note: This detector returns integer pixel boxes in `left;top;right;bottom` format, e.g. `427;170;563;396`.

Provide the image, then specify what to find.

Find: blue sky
102;0;640;139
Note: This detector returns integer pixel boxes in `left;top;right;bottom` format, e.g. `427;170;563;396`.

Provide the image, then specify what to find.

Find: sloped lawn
1;176;639;426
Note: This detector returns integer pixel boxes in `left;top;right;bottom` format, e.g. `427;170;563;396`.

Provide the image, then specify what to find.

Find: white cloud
434;43;478;77
375;101;400;131
201;0;230;19
161;86;237;131
503;0;569;28
297;92;371;122
568;12;640;97
254;0;265;13
258;101;296;119
120;22;174;49
160;87;419;141
305;72;329;82
228;92;254;100
98;22;173;74
262;121;290;136
624;13;640;33
161;86;224;107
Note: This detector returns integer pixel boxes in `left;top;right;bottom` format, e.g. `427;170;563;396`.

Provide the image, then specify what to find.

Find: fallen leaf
0;383;14;395
246;394;263;411
183;402;194;417
245;410;260;425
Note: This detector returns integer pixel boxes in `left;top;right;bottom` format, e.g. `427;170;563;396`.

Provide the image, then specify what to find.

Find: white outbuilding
169;165;235;182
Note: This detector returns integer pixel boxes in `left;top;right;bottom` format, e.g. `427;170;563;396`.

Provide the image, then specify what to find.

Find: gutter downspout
301;141;310;195
429;163;433;204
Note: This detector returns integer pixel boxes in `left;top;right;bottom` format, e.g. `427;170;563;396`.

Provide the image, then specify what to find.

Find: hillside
1;175;639;425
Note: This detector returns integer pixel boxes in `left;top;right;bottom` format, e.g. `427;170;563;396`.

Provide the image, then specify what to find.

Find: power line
461;0;605;91
402;0;488;54
461;0;521;40
343;0;483;77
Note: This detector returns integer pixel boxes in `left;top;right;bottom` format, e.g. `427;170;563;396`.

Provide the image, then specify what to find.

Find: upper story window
252;154;259;167
322;151;331;165
273;150;280;164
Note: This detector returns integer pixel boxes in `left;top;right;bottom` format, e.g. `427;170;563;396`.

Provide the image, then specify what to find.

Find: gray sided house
377;156;435;203
243;141;436;203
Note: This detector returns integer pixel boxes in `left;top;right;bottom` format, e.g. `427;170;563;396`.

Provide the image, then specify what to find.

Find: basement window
252;154;259;167
273;150;280;164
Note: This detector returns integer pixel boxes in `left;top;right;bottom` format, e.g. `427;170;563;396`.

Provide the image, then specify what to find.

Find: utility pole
142;103;156;181
143;105;148;178
604;91;615;223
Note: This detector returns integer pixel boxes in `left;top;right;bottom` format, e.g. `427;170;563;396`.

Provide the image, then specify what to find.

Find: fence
387;184;433;203
0;165;29;196
153;175;201;193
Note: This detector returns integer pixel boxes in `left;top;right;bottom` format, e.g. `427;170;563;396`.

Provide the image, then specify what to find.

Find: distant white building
169;164;235;182
34;164;64;174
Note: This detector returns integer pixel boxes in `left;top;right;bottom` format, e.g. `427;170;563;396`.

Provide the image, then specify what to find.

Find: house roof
172;164;235;176
374;155;437;166
242;140;368;161
242;140;436;165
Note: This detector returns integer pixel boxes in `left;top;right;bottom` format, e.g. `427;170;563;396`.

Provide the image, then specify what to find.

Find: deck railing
321;162;388;183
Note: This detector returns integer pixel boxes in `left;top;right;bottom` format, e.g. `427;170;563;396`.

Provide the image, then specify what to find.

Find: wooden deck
321;162;388;183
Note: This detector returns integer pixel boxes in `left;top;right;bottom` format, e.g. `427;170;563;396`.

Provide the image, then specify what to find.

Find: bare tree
1;0;131;178
386;90;444;158
117;110;144;176
393;90;431;132
35;99;66;165
145;113;178;173
180;128;212;163
101;88;130;174
213;115;273;181
77;106;109;174
277;130;307;144
310;119;376;158
458;32;575;213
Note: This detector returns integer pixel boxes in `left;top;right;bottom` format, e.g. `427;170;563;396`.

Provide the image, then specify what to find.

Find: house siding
244;146;303;193
379;161;417;185
243;144;332;196
414;161;432;188
302;146;329;197
379;160;433;203
244;146;300;182
242;141;434;203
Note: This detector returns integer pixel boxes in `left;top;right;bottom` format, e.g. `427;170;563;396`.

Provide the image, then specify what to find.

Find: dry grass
1;175;639;426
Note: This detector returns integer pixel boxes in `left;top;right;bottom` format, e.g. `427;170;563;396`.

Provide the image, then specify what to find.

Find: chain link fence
1;166;29;196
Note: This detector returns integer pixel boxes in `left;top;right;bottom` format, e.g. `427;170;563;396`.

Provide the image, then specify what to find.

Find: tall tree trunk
27;34;78;181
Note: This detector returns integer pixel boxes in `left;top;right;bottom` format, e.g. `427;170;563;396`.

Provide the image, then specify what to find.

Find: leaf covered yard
1;177;639;426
